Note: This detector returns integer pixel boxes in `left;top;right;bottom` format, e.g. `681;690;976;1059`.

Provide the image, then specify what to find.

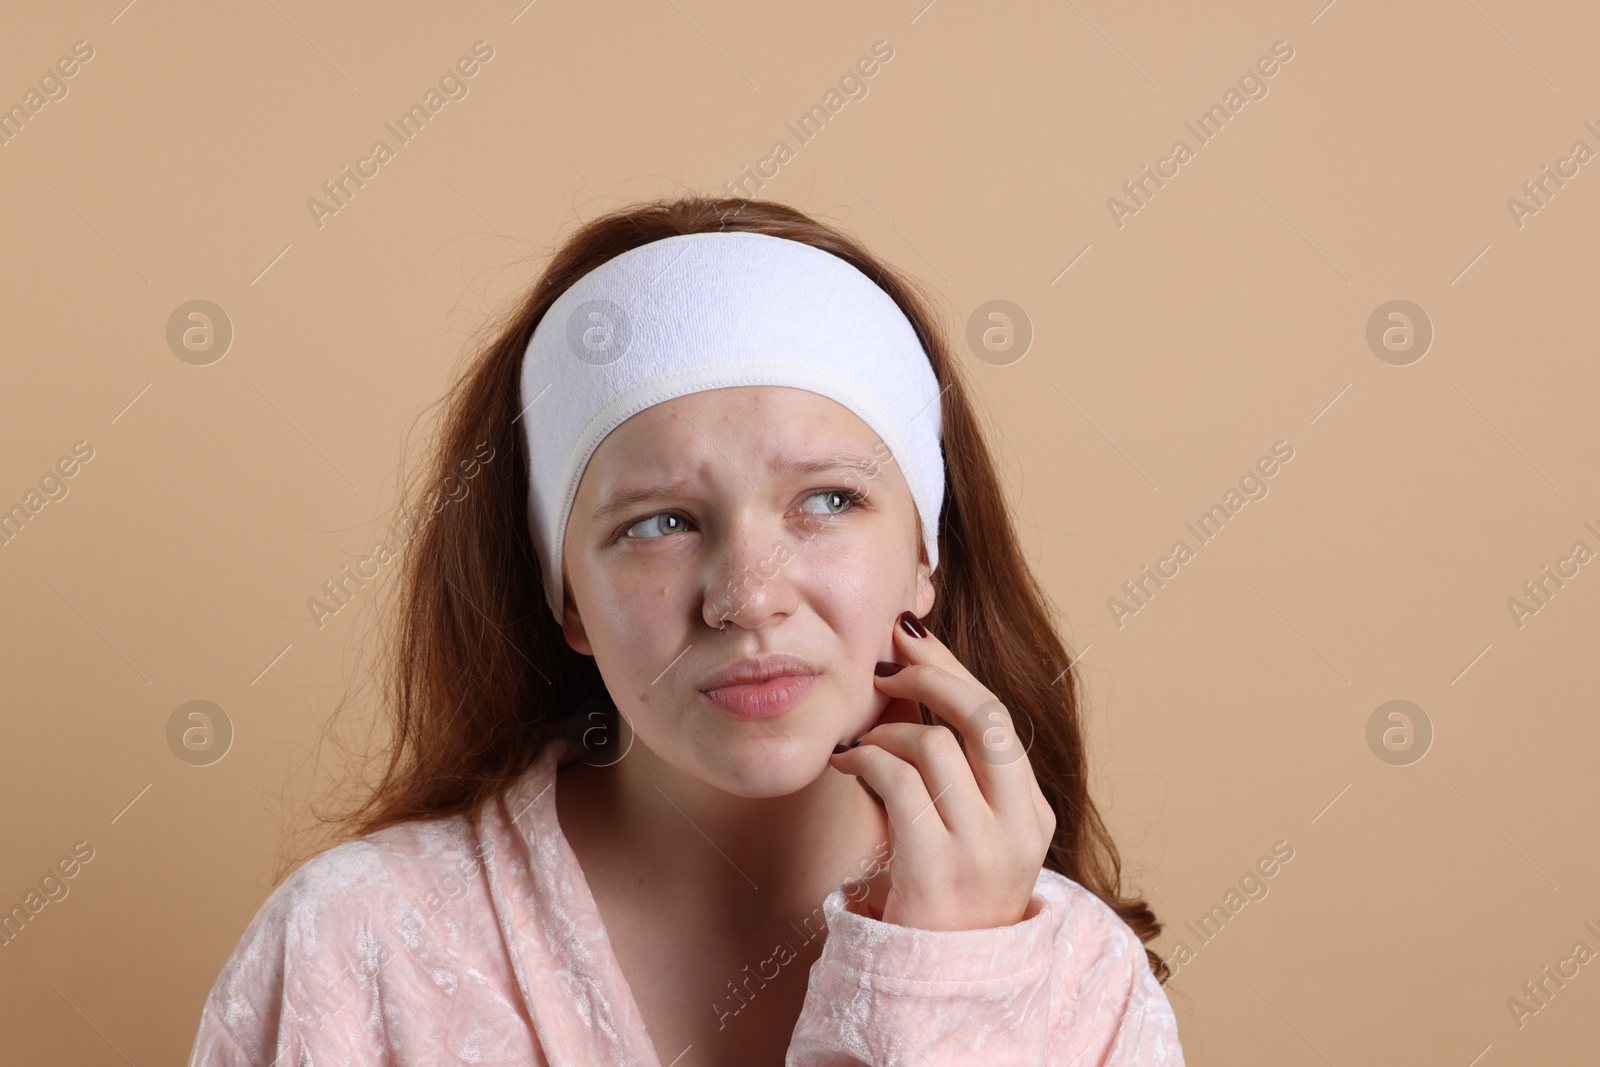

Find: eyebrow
590;451;887;526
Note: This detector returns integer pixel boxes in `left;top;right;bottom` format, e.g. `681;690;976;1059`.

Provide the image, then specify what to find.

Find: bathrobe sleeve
785;871;1185;1066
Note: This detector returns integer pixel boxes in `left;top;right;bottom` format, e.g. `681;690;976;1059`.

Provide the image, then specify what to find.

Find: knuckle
976;698;1012;725
917;725;961;761
1038;793;1057;829
972;699;1009;733
886;762;922;793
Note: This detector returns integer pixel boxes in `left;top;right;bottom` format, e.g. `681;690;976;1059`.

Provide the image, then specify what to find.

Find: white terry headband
518;230;945;622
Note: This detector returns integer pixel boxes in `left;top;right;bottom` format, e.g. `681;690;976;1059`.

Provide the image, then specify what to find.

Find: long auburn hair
298;194;1168;981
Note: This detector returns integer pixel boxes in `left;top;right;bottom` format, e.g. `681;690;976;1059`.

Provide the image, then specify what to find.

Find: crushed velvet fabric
187;740;1185;1065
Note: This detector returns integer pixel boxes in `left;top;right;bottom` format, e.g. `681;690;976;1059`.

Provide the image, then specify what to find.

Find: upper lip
700;653;821;691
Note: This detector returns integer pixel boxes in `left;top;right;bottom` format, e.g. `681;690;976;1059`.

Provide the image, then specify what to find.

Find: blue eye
623;512;689;540
800;488;866;515
620;488;866;542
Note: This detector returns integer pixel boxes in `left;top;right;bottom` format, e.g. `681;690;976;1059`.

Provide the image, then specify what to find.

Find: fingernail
874;660;903;676
832;743;848;754
897;610;928;639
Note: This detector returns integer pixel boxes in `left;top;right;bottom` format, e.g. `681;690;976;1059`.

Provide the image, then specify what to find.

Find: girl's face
559;385;936;797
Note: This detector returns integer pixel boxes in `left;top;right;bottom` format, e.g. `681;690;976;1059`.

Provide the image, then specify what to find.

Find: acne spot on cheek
639;692;649;704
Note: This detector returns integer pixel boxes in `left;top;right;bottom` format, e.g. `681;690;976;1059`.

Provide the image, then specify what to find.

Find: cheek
807;542;907;647
587;574;685;680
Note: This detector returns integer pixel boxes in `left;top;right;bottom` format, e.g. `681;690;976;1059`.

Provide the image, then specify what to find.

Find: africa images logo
1106;40;1296;229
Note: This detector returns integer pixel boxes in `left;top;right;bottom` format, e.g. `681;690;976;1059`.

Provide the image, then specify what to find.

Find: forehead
582;385;883;476
572;385;899;507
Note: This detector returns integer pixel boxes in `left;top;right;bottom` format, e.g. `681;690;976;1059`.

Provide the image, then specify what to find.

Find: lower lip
701;674;819;720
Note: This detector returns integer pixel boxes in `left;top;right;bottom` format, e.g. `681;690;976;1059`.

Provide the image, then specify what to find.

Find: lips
698;652;821;693
699;653;822;721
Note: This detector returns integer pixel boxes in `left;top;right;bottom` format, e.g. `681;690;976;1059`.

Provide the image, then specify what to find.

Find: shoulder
258;815;484;933
198;814;485;1046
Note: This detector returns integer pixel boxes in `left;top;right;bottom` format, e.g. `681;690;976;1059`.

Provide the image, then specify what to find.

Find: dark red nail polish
874;660;903;676
897;610;928;639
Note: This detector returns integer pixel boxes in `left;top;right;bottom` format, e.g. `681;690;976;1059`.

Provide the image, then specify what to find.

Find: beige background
2;0;1597;1062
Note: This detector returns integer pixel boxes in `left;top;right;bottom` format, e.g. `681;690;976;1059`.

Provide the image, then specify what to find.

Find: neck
556;735;889;927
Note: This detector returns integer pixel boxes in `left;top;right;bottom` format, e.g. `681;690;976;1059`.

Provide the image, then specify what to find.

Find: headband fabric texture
518;230;945;622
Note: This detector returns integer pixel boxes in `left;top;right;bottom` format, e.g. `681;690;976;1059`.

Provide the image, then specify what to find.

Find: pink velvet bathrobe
187;739;1185;1065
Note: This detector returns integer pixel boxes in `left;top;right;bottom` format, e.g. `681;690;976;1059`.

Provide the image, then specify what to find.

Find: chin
699;738;830;797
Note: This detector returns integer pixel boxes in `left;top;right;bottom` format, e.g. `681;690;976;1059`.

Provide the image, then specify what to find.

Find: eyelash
617;488;868;543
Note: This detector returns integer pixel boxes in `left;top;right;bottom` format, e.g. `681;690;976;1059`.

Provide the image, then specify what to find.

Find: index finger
889;614;1036;763
875;655;1039;816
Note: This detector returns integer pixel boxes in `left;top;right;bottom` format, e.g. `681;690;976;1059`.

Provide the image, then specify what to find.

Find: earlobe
561;598;593;656
914;561;936;617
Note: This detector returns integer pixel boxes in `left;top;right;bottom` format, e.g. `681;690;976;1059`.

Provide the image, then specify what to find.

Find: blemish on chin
639;692;649;705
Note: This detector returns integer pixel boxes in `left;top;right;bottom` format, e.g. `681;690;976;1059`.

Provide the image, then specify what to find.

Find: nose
702;529;799;631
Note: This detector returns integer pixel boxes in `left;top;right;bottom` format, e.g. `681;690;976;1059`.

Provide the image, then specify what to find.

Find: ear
560;582;594;656
913;556;936;617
